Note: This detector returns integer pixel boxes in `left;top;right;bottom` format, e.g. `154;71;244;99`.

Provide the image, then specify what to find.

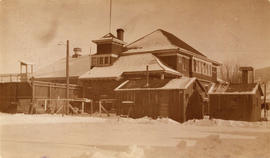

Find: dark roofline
159;29;206;57
126;29;206;57
208;83;263;95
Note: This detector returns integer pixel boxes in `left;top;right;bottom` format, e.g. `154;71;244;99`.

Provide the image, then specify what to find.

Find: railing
0;73;33;83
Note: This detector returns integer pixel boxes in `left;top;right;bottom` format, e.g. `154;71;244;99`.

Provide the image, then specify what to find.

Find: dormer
92;29;126;56
91;29;126;67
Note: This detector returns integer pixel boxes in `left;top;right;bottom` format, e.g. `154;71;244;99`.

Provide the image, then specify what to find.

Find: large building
33;28;221;122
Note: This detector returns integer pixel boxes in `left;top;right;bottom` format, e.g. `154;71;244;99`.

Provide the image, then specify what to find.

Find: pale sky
0;0;270;73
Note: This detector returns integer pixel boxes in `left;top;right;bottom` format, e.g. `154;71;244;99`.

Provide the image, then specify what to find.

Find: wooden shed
114;77;206;123
0;81;82;114
208;83;263;121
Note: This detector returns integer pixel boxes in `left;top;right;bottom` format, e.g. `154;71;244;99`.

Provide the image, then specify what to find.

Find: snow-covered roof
79;53;181;80
35;55;91;78
92;33;126;45
123;29;206;57
208;83;263;95
114;77;198;91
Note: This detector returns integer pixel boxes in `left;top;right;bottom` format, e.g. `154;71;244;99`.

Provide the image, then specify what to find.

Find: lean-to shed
208;83;263;121
114;77;206;123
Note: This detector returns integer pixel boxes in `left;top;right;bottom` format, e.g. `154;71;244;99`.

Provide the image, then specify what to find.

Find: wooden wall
209;93;261;121
0;82;32;113
0;81;81;113
96;43;123;55
82;79;122;101
116;90;185;122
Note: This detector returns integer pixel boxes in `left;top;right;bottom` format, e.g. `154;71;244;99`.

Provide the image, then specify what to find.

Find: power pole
66;40;70;115
109;0;112;33
264;82;267;120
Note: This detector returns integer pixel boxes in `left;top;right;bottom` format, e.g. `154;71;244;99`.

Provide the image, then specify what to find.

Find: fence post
91;100;93;115
44;99;47;112
99;100;101;115
82;101;85;114
30;78;35;114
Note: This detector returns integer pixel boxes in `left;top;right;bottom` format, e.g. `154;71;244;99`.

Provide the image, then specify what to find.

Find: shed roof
208;83;263;95
79;53;181;80
115;77;199;91
35;55;91;78
123;29;206;57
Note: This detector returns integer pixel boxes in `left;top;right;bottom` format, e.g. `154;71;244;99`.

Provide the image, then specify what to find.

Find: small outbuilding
114;77;206;123
208;67;264;121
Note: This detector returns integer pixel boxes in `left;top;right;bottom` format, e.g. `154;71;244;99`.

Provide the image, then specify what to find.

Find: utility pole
109;0;112;33
264;82;267;120
66;40;70;115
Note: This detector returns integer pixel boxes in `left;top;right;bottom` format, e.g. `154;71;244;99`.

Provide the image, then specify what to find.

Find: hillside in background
255;66;270;82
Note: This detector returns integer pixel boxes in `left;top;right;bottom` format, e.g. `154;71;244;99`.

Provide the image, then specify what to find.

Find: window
197;61;199;73
99;57;104;65
193;60;196;72
203;63;206;74
182;58;186;71
178;56;182;64
92;57;97;66
104;57;109;64
91;55;114;67
205;64;209;75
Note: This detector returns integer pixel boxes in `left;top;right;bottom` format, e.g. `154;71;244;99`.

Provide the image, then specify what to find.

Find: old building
1;28;221;121
208;67;263;121
34;47;90;84
80;29;220;101
114;77;206;122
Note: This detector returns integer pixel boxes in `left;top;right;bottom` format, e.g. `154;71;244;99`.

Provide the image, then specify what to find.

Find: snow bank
112;116;180;125
74;134;270;158
0;113;107;125
0;113;180;126
177;134;270;158
183;118;270;128
74;145;144;158
1;112;269;128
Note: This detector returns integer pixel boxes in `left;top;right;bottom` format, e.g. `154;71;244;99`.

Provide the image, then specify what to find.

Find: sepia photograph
0;0;270;157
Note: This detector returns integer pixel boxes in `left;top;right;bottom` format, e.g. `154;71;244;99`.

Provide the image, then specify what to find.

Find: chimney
72;47;82;58
117;28;124;41
239;66;254;84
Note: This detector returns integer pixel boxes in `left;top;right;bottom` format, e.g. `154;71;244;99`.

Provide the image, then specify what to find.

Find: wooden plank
81;102;84;113
44;100;47;111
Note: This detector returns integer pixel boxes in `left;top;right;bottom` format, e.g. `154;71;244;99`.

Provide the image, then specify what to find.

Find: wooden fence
0;80;82;113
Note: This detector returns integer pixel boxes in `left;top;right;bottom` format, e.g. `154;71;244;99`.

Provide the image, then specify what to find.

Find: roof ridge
159;29;206;57
126;29;162;47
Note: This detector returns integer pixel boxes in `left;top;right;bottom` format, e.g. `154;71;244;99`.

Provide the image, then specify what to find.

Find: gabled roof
208;83;264;95
79;53;181;80
92;33;126;45
35;55;91;79
103;33;117;38
114;77;203;91
123;29;206;57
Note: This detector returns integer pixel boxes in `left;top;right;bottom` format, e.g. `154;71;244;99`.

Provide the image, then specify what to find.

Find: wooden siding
209;93;261;121
0;81;81;113
115;80;205;123
116;90;183;122
97;43;123;55
158;55;217;83
82;80;122;101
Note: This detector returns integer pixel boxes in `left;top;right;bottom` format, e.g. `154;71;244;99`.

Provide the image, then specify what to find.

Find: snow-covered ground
0;113;270;158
